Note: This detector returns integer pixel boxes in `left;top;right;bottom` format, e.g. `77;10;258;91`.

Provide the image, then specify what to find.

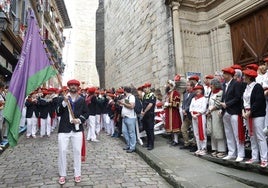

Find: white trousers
107;119;115;135
40;117;51;137
26;115;37;137
51;117;58;131
101;113;109;132
19;107;27;127
223;112;245;158
192;114;207;150
86;115;97;141
95;114;101;135
265;100;268;127
246;116;267;161
58;131;82;177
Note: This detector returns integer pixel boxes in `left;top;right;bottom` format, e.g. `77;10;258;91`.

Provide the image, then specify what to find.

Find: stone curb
129;136;268;188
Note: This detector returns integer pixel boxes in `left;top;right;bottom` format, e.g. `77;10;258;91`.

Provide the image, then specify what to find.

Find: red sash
248;117;253;137
81;132;86;162
193;112;205;141
238;115;245;144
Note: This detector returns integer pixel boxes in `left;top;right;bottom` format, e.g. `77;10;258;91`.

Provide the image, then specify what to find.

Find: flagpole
50;64;76;122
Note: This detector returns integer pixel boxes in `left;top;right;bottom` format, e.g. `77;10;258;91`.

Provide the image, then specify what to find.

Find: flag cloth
3;9;57;146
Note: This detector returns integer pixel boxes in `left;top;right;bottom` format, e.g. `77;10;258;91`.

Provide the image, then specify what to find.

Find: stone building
0;0;71;87
96;0;105;89
99;0;268;90
62;0;99;88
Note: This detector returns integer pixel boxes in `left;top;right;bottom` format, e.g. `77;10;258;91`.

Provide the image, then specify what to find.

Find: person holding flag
57;79;89;185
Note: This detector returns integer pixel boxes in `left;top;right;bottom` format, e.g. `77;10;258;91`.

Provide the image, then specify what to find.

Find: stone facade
63;0;99;87
102;0;268;90
104;0;174;90
96;0;105;89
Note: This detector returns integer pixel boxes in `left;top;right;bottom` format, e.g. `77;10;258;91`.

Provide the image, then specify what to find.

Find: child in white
189;85;208;155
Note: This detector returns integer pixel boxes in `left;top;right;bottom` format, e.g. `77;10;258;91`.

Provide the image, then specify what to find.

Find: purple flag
3;9;57;146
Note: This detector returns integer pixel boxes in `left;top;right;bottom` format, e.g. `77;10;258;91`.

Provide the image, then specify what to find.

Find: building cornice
54;0;72;28
166;0;224;11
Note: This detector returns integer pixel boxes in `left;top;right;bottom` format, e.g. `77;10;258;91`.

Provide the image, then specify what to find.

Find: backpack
134;96;143;115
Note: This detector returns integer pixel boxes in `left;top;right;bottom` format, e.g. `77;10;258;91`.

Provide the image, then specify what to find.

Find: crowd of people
1;58;268;184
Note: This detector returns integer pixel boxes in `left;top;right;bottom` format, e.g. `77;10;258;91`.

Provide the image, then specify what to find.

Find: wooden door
230;6;268;66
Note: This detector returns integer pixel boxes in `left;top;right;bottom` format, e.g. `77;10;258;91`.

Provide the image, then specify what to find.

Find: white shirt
121;94;136;118
189;96;207;114
256;71;268;89
243;82;257;109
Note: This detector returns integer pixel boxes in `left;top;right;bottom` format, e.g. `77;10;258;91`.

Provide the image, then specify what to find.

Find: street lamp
0;11;8;45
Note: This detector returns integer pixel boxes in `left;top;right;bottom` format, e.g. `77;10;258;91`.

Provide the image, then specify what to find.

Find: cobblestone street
0;129;172;188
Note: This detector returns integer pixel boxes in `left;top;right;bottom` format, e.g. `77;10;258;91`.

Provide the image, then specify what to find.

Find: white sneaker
194;150;201;155
223;155;235;160
199;150;207;156
235;157;244;162
245;159;259;164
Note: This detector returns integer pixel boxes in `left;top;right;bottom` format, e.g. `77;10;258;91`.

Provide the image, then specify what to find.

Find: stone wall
104;0;174;90
103;0;268;89
63;0;99;87
96;0;105;88
178;0;267;78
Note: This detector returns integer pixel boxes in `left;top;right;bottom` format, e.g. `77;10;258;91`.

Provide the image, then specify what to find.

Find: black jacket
222;79;243;115
37;97;51;119
86;95;97;116
248;83;266;118
182;91;195;119
25;99;39;118
57;96;89;133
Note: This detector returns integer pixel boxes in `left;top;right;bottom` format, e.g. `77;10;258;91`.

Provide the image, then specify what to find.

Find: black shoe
180;145;191;149
171;141;179;146
142;144;149;148
123;147;130;150
147;146;154;150
126;149;135;153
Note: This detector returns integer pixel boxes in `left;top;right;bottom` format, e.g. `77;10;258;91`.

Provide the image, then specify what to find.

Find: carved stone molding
165;0;223;10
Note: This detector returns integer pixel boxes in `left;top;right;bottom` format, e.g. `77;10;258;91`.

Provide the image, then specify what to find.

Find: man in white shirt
119;86;137;153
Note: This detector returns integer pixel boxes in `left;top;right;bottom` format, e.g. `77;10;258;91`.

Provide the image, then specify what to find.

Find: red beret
107;93;115;98
193;85;203;90
243;69;258;78
42;89;50;95
143;82;151;88
189;75;199;81
137;86;144;91
222;67;235;76
47;87;57;93
231;64;242;70
116;88;124;94
246;64;259;71
106;89;113;94
87;87;96;94
156;102;163;108
205;75;214;79
62;86;68;91
30;91;38;95
264;57;268;62
174;74;181;82
67;79;80;86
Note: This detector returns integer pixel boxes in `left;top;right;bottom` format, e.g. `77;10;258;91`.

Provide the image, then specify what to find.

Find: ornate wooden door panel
230;6;268;66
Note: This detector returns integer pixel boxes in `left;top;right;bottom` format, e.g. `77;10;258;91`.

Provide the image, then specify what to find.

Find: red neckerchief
212;89;221;94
